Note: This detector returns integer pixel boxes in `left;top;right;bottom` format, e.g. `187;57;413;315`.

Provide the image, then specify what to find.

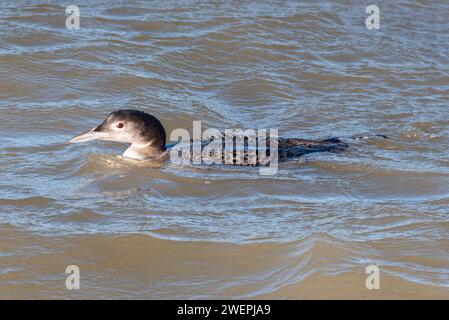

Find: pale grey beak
67;127;111;144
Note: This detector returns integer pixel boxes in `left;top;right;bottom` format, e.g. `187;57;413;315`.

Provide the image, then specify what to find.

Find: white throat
122;142;150;160
122;141;165;160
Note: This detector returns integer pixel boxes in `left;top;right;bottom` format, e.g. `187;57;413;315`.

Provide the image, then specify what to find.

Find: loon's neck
122;141;166;161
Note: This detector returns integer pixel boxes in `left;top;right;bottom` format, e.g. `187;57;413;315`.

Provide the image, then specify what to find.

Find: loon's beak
67;126;111;144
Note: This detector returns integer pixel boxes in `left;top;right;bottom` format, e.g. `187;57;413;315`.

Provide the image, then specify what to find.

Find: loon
67;109;349;164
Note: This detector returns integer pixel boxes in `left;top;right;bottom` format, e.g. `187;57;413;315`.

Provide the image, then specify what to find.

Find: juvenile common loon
67;109;349;163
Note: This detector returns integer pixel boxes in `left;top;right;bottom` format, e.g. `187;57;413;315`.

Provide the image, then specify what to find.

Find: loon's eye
117;122;124;129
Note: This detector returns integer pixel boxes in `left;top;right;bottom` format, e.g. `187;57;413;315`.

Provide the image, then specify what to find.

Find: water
1;0;449;299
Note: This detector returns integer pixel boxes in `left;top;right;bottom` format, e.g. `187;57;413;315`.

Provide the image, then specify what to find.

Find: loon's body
67;109;348;164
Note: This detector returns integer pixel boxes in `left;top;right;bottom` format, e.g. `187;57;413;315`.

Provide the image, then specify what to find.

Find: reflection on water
0;0;449;299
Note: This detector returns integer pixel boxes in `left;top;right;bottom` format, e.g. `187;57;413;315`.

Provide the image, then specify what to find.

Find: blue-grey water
1;0;449;298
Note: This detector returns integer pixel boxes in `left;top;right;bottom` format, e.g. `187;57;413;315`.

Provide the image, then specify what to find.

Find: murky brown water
1;0;449;299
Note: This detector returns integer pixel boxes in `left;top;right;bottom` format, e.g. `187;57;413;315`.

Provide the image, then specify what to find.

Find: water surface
1;0;449;299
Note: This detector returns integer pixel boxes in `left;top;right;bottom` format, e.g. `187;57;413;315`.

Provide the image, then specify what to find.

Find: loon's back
167;136;348;166
277;137;348;158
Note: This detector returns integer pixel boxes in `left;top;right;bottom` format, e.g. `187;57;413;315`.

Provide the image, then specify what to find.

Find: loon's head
68;109;166;160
